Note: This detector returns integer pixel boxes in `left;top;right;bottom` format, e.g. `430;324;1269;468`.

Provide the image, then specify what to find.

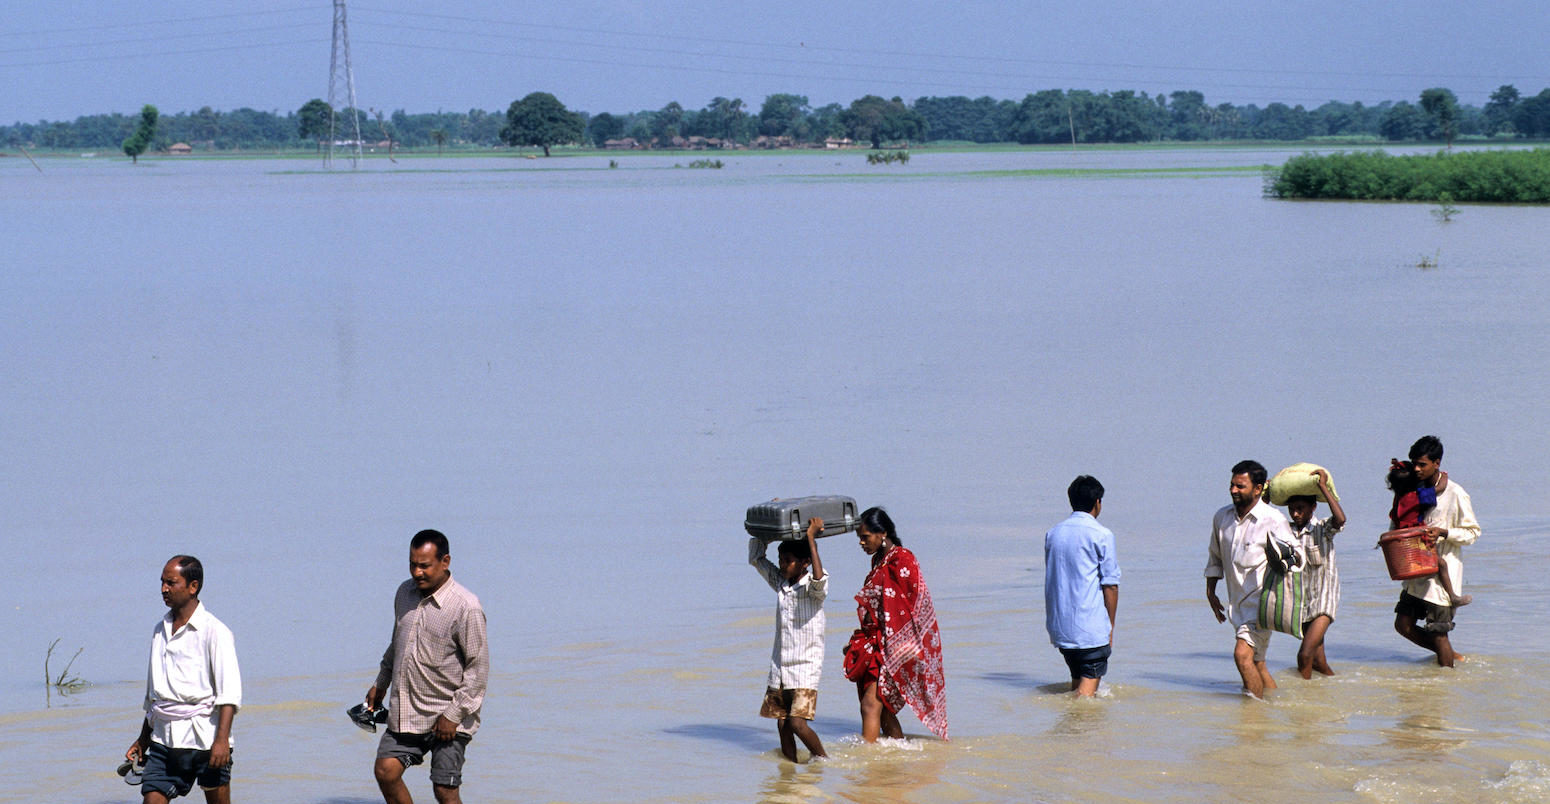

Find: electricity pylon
326;0;363;168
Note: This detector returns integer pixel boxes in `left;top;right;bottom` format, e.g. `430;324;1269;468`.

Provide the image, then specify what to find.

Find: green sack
1258;564;1305;638
1265;462;1339;505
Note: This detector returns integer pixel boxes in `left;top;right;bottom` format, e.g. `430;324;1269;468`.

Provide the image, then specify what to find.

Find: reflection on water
830;738;947;804
760;761;830;804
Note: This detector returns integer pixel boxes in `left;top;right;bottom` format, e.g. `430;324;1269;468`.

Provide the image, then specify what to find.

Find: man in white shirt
126;555;242;804
1205;460;1299;698
1394;435;1481;667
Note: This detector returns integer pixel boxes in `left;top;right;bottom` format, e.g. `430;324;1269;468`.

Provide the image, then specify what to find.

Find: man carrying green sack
1205;460;1301;699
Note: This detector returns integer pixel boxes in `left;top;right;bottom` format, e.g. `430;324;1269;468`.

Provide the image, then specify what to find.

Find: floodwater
3;146;1549;803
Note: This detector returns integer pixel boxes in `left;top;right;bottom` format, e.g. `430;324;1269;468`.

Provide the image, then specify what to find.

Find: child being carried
1387;459;1471;606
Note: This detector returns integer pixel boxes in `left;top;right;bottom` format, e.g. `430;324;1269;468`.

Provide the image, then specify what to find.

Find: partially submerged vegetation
866;150;910;165
45;638;86;705
1267;148;1550;202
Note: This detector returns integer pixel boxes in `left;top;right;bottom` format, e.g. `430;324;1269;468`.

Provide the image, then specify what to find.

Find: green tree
297;99;332;152
698;97;749;142
1514;89;1550;138
1167;90;1208;140
841;95;923;148
1252;102;1311;140
1419;88;1459;146
757;93;812;139
1009;90;1069;144
500;92;583;156
430;128;447;154
651;101;684;144
121;104;158;163
586;112;624;145
1483;85;1520;136
1380;101;1428;141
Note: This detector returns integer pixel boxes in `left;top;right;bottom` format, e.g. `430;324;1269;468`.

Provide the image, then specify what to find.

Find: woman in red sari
842;507;949;741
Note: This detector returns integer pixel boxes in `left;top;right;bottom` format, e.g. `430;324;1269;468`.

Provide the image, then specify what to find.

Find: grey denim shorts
377;729;472;787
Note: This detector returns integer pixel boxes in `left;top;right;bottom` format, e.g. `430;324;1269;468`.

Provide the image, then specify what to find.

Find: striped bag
1258;564;1305;639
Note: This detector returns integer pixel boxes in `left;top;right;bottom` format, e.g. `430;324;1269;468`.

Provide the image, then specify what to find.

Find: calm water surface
3;147;1548;802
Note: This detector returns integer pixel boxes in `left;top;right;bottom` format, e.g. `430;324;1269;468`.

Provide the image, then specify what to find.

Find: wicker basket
1378;526;1439;580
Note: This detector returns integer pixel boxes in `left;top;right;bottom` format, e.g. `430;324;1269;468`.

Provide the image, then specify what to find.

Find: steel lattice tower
326;0;363;168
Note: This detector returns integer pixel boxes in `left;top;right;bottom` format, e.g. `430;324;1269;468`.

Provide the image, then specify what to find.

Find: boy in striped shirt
748;517;828;762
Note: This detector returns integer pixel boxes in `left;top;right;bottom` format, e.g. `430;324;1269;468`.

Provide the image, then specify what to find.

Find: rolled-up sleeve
804;571;828;603
1204;519;1224;579
445;606;489;725
1098;532;1121;586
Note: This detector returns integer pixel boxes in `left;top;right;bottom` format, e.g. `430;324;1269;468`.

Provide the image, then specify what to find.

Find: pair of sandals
346;703;389;733
115;755;145;786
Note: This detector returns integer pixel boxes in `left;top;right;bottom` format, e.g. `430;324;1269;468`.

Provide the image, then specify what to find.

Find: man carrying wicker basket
1392;435;1480;668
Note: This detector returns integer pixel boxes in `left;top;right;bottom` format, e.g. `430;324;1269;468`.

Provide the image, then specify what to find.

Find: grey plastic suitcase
744;495;859;540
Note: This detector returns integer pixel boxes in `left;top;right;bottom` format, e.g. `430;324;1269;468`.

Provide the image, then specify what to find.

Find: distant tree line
6;85;1550;153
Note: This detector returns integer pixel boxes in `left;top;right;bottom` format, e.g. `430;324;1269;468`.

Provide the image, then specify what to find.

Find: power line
348;20;1495;100
0;5;317;38
0;39;322;70
0;23;316;56
347;38;1508;107
350;4;1550;85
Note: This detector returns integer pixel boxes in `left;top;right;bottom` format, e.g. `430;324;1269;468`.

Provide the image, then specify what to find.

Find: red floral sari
843;545;949;740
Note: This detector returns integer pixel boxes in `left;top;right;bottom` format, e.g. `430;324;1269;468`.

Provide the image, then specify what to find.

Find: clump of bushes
866;150;910;165
1266;148;1550;203
686;158;723;169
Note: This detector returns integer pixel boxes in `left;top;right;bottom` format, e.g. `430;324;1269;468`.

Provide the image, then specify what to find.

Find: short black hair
777;539;812;562
1067;475;1104;513
171;555;203;594
1285;494;1317;506
1231;460;1267;487
1409;435;1444;463
411;529;450;559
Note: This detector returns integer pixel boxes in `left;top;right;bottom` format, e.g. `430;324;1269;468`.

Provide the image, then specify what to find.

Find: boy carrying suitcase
748;517;828;762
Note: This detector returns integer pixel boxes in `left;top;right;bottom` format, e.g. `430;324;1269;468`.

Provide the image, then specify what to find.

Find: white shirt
1204;499;1299;628
748;538;827;689
1402;480;1481;606
144;602;242;750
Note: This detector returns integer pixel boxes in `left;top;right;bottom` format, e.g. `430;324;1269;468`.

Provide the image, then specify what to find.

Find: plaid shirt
374;576;488;736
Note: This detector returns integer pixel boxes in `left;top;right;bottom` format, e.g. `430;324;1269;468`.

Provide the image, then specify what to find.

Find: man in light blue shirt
1044;475;1121;696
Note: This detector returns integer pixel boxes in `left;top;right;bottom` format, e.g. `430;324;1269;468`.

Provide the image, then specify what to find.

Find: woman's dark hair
859;507;901;546
1387;461;1419;494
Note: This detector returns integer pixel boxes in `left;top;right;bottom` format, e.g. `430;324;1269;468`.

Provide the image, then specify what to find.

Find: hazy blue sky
5;0;1549;122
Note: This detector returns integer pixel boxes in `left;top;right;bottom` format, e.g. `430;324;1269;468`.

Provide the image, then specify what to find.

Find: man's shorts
1058;645;1112;680
377;729;472;788
1396;591;1456;633
140;740;232;799
759;687;817;721
1235;622;1271;662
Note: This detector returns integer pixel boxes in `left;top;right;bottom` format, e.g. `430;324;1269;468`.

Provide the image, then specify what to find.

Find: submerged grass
814;165;1267;181
1267;148;1550;203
